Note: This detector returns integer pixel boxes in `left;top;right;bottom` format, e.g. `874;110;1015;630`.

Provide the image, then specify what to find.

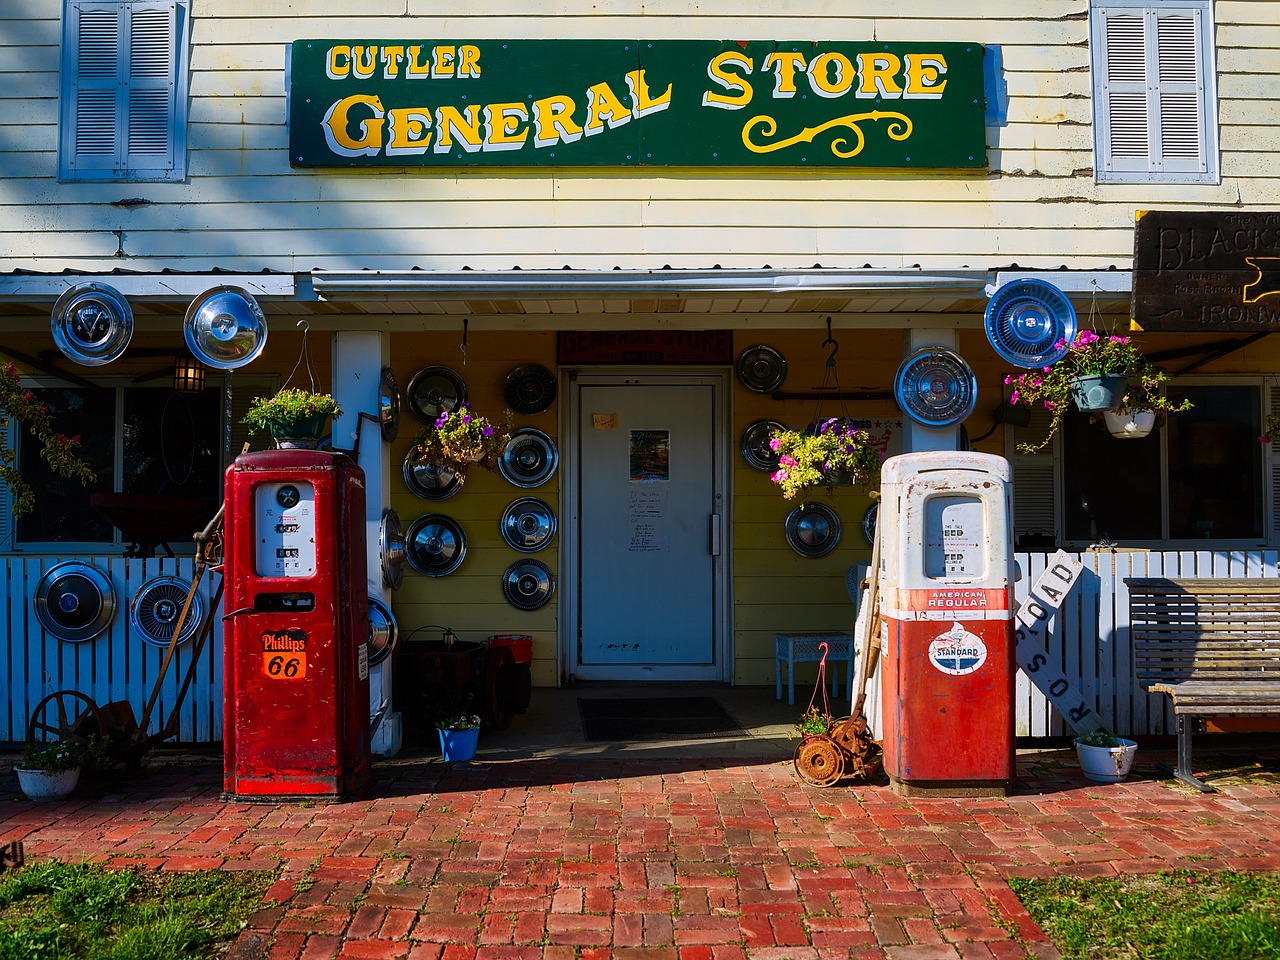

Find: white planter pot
1103;408;1156;439
13;765;80;802
1074;738;1138;783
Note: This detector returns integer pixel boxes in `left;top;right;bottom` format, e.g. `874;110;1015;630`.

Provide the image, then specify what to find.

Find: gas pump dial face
255;482;317;577
276;485;301;509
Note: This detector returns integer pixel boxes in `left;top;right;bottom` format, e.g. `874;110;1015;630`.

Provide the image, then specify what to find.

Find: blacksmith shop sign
287;39;987;169
1133;210;1280;331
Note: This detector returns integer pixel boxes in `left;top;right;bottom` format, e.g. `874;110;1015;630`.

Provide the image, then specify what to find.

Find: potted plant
768;417;883;501
241;388;342;448
793;705;834;739
1258;413;1280;445
1005;331;1191;453
436;713;482;762
13;737;83;801
1074;728;1139;783
410;403;513;474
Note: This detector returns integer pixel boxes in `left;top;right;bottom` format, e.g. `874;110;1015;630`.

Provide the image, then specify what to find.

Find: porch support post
332;330;402;758
900;328;961;453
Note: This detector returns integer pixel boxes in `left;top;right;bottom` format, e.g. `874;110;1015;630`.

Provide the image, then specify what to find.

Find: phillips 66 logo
927;621;987;676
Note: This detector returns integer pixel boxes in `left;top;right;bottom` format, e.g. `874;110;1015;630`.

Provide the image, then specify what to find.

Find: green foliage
0;362;96;518
0;860;274;960
411;403;513;473
436;713;482;731
769;417;883;501
19;739;82;774
240;388;341;434
793;706;833;738
1076;728;1127;748
1010;869;1280;960
1005;330;1192;454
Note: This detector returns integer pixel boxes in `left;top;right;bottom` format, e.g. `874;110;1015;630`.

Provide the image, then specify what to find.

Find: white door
570;373;726;680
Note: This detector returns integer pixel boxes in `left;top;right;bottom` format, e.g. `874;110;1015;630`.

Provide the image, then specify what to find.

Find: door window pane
1166;385;1261;540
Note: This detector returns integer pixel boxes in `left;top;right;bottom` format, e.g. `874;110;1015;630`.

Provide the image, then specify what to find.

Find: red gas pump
877;451;1016;797
223;449;371;800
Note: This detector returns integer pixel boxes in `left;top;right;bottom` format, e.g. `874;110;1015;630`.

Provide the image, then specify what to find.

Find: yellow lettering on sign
387;107;433;155
532;94;583;147
856;52;904;98
322;94;386;157
584;80;632;135
904;53;948;98
762;52;806;98
624;68;671;119
432;44;456;78
406;44;432;78
807;51;856;98
483;102;529;151
702;51;753;110
434;104;484;153
380;45;405;78
457;44;482;77
326;44;351;80
351;45;377;80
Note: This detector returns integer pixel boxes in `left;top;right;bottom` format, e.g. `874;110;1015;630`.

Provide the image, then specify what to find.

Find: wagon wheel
27;690;107;745
481;644;514;732
794;734;846;787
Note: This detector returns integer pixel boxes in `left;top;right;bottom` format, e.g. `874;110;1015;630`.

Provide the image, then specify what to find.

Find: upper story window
1089;0;1219;184
58;0;189;182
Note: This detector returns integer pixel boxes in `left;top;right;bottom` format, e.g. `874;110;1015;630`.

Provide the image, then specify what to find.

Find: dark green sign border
288;39;987;169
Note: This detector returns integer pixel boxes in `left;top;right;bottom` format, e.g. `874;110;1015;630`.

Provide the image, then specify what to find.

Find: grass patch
1009;869;1280;960
0;859;274;960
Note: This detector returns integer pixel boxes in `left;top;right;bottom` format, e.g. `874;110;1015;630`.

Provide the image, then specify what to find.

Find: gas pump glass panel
893;348;977;427
51;283;134;366
499;427;559;488
740;419;785;471
406;365;467;424
254;481;318;577
924;495;987;579
500;497;557;552
405;514;467;577
784;503;842;558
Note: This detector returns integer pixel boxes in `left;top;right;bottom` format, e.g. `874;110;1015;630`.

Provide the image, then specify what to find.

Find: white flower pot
1074;738;1138;783
1103;408;1156;439
13;765;80;802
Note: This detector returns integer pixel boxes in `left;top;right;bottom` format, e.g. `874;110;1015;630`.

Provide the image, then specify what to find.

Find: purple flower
461;415;472;424
482;425;494;437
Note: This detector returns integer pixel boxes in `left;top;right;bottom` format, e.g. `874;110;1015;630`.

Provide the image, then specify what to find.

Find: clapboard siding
1;555;223;744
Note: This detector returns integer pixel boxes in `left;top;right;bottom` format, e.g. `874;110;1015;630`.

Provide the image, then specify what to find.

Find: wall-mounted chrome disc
34;561;116;643
862;502;879;546
367;597;399;666
784;503;842;558
499;427;559;488
402;451;465;500
130;576;204;647
500;497;557;552
406;365;466;424
740;419;785;471
984;279;1077;368
405;514;467;577
736;344;787;393
893;348;978;427
380;508;407;590
51;283;134;366
379;366;401;442
501;559;556;610
183;286;267;370
503;363;557;415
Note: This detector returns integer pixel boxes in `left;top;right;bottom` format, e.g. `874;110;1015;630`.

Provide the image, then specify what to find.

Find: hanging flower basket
768;418;883;501
411;403;513;475
242;388;341;449
267;412;331;448
1103;407;1157;439
1068;373;1128;412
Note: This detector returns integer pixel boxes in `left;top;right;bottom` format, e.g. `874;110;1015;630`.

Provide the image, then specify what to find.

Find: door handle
709;514;721;557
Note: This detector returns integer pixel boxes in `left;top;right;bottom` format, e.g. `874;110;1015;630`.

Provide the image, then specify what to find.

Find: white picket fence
1;556;223;744
2;549;1276;743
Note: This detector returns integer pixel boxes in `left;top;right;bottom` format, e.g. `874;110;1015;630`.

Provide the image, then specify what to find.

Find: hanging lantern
172;355;207;393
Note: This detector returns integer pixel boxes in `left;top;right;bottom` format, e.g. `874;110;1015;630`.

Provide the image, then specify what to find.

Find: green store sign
288;39;987;169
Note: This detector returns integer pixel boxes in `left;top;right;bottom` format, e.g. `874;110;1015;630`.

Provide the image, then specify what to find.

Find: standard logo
927;621;987;676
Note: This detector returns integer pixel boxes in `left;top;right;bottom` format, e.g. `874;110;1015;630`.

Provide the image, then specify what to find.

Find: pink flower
768;437;781;452
771;469;788;483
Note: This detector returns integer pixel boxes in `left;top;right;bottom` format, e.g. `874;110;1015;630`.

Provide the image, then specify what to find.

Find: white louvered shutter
1269;384;1280;547
1007;406;1060;546
61;0;180;180
1092;1;1217;183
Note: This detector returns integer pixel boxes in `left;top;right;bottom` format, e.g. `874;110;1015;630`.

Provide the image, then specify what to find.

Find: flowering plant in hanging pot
242;388;342;448
768;417;883;500
1005;332;1190;453
411;402;513;473
0;361;96;517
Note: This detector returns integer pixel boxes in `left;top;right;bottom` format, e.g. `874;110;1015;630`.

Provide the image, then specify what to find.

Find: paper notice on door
629;429;670;483
592;413;617;429
628;487;669;552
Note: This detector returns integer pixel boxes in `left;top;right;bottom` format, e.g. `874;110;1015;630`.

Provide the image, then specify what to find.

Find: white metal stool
774;632;854;706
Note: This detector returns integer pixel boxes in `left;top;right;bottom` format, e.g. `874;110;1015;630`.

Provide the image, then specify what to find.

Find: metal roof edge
0;274;296;301
990;270;1132;295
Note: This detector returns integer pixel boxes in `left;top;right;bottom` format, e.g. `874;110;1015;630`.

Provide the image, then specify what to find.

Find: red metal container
223;450;371;800
489;634;533;664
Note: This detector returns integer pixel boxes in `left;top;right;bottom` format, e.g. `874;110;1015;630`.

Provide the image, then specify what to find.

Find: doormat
577;697;745;742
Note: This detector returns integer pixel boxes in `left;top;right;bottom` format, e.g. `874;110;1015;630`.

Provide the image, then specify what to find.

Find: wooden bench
1125;577;1280;792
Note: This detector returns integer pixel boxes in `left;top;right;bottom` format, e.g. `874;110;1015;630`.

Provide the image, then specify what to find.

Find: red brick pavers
4;750;1280;959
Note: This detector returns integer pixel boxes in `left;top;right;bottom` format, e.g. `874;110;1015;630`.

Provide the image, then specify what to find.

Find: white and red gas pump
223;449;372;800
877;451;1016;796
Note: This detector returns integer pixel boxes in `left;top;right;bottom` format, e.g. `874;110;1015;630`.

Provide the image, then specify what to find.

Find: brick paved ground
3;745;1280;960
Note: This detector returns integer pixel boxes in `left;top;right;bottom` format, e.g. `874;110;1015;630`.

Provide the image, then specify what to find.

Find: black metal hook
821;316;839;367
